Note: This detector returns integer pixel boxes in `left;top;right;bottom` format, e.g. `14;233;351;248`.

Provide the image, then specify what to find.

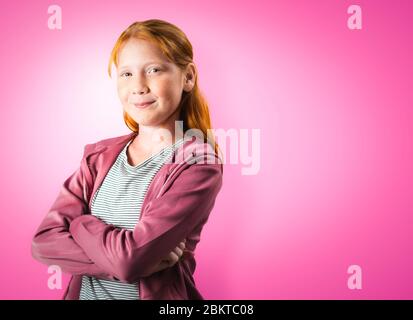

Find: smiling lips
133;100;155;109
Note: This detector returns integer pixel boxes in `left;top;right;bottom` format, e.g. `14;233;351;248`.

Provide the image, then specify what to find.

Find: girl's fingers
163;241;187;267
168;251;180;265
173;246;183;257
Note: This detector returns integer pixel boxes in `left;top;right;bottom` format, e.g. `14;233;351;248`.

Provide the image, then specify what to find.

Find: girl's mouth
134;101;155;109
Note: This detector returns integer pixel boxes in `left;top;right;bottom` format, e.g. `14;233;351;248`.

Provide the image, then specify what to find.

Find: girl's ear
183;63;196;92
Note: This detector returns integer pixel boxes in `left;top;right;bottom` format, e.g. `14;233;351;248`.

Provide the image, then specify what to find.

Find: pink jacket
31;132;223;300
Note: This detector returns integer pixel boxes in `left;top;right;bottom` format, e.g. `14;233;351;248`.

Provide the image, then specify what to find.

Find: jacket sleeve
31;149;117;281
69;155;223;283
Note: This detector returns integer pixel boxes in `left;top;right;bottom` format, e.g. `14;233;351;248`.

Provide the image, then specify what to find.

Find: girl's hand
141;239;187;277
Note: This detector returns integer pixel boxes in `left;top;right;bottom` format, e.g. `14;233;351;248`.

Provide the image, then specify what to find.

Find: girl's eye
148;67;160;74
120;68;160;78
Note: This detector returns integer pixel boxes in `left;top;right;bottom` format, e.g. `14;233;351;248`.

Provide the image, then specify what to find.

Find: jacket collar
83;131;213;211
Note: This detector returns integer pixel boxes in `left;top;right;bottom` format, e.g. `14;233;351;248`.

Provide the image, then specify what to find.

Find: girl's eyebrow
118;61;165;71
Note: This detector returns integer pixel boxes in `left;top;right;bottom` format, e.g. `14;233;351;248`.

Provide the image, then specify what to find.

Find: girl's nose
130;86;148;95
129;73;149;94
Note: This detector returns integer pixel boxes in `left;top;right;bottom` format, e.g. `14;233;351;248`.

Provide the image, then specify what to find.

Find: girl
31;19;223;300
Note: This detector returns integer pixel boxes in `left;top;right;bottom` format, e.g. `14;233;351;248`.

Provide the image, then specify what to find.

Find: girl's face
116;38;194;132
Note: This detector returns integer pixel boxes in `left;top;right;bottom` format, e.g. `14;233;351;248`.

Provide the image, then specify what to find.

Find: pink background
0;0;412;299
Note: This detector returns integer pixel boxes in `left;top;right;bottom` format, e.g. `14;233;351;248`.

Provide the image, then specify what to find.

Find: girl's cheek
117;86;128;102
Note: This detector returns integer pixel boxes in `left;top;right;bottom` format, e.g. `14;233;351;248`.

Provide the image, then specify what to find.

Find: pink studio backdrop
0;0;412;299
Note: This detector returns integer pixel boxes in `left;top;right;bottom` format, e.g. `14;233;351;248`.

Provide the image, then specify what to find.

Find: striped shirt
79;137;185;300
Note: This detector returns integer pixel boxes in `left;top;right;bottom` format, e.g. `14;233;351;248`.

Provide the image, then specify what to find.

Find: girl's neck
132;124;184;155
137;126;174;147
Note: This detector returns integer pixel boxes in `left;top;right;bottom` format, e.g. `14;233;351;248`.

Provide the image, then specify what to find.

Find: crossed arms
31;155;222;283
